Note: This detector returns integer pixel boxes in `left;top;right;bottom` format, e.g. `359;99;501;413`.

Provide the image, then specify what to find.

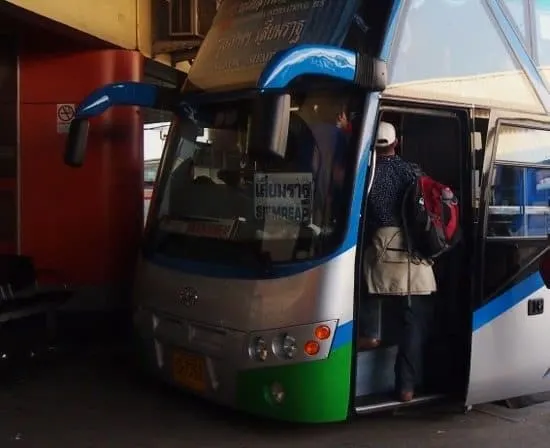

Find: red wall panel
0;38;18;254
0;177;17;254
19;49;144;287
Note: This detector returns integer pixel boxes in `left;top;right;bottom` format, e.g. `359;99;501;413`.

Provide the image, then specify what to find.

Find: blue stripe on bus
473;272;545;332
147;249;353;280
331;274;545;350
258;46;356;89
331;320;353;351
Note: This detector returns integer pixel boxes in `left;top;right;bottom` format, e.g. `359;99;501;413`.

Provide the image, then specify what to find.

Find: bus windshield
146;89;361;267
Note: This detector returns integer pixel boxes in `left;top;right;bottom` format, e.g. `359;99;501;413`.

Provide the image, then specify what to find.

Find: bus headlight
281;334;297;359
249;337;268;361
247;320;337;365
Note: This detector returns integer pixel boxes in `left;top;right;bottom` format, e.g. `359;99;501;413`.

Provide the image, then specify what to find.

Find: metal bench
0;255;72;324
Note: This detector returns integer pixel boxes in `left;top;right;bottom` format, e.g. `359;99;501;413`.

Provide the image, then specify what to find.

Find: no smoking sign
56;103;76;134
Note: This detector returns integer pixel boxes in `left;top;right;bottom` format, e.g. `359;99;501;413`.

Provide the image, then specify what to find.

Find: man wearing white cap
359;121;437;402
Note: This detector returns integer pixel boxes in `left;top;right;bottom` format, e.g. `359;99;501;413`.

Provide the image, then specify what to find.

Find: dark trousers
360;295;435;393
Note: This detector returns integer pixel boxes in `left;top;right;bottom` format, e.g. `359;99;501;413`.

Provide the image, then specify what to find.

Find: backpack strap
400;183;414;307
409;162;424;177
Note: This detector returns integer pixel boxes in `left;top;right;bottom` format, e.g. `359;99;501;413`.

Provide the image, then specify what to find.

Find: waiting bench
0;255;72;325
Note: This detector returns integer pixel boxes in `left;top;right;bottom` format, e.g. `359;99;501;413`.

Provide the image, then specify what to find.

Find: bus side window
488;165;550;237
482;125;550;300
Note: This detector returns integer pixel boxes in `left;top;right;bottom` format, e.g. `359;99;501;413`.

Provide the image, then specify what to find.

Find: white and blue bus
64;0;550;423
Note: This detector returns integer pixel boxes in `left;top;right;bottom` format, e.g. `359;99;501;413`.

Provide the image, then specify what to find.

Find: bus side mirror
64;118;90;167
248;93;291;160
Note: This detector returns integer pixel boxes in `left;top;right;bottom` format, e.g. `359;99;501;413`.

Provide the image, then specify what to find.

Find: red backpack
401;169;461;260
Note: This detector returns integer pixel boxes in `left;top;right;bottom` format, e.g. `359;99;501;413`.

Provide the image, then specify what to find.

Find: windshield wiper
169;215;220;222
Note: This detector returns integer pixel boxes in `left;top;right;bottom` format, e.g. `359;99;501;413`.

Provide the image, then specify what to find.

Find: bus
144;159;160;219
63;0;550;423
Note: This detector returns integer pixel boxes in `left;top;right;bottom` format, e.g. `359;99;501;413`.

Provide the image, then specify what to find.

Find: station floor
0;343;549;448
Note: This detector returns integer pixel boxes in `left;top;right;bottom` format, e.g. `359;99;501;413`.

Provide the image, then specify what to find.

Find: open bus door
466;114;550;407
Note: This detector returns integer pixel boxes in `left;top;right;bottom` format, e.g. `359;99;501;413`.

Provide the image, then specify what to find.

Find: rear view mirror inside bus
248;93;291;160
64;118;90;167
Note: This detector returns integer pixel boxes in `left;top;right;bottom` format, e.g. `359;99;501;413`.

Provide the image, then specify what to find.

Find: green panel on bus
236;343;352;423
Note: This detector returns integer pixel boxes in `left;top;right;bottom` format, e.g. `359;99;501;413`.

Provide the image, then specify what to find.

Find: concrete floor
0;348;549;448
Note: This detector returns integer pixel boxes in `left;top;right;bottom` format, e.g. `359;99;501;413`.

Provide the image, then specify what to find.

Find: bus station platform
0;343;549;448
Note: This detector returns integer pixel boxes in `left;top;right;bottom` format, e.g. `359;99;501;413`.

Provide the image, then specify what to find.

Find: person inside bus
292;98;352;226
359;120;437;402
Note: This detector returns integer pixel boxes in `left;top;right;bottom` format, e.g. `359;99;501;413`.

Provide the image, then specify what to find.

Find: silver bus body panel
133;248;355;332
132;248;357;403
133;306;242;405
466;279;550;405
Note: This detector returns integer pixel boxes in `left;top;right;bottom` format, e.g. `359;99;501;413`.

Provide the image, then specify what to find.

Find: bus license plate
172;350;206;392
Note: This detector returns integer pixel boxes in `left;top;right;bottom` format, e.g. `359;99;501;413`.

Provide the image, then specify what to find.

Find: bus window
193;129;239;183
488;167;549;236
388;0;542;112
483;125;550;300
144;161;159;186
144;159;160;220
501;0;528;41
146;87;363;265
534;0;550;69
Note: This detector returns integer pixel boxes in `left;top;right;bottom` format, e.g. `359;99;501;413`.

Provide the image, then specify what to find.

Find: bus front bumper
133;307;353;423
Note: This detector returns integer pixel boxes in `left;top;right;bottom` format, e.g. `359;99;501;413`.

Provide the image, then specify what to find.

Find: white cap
375;121;397;147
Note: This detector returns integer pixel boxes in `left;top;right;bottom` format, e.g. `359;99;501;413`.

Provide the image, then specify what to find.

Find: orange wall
19;49;144;287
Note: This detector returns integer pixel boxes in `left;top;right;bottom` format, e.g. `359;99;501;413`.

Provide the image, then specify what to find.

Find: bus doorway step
354;393;446;415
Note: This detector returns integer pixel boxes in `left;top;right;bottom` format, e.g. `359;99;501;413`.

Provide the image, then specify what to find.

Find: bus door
466;113;550;406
